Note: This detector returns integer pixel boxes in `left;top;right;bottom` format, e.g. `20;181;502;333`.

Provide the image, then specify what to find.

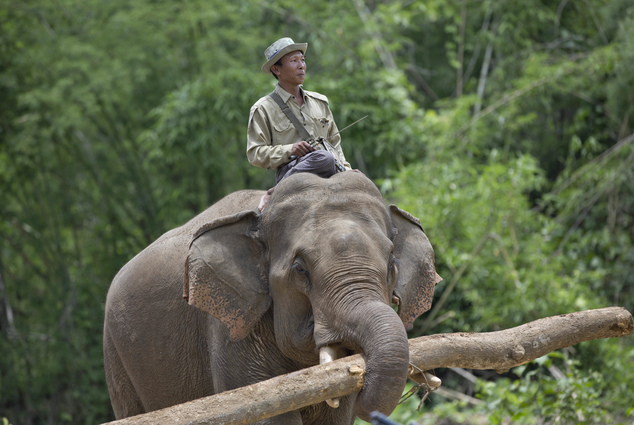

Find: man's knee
277;151;338;183
306;151;336;174
309;150;336;169
307;151;337;177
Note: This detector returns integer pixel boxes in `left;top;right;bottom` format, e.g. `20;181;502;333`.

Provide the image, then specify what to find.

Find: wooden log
408;306;634;373
103;307;633;425
104;359;367;425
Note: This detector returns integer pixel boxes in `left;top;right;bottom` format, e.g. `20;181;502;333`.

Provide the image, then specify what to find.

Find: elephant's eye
292;259;311;293
292;261;308;276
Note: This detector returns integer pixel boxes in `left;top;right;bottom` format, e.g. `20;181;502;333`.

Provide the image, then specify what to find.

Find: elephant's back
141;189;263;245
108;189;264;296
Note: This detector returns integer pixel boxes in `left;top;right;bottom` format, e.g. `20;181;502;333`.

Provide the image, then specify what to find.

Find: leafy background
1;0;633;424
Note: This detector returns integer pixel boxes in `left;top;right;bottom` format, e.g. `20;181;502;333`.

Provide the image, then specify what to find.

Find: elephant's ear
389;205;442;331
184;210;270;341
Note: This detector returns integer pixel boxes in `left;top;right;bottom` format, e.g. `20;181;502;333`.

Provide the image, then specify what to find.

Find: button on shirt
247;84;351;170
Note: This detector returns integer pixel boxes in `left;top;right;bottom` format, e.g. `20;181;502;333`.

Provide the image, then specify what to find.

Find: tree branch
102;307;633;425
352;0;397;71
473;41;493;118
0;270;17;339
456;0;467;97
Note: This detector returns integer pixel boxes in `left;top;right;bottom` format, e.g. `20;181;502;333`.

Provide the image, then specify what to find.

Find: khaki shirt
247;84;351;170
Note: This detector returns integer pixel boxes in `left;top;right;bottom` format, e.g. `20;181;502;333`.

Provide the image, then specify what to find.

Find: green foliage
376;349;632;425
354;383;426;425
474;354;611;425
1;0;633;423
425;350;632;425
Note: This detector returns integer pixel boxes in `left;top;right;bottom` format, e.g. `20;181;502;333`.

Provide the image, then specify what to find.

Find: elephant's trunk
334;300;410;422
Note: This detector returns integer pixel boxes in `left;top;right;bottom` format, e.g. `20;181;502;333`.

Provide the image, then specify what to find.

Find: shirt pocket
272;119;295;145
310;116;331;139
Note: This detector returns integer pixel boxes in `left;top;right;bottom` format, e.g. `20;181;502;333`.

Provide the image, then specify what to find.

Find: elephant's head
184;172;441;421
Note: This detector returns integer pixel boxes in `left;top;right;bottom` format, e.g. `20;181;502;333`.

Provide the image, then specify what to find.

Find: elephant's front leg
300;395;357;425
210;320;356;424
210;320;306;423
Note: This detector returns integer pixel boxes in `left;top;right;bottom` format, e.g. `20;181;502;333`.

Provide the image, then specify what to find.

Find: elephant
103;171;441;424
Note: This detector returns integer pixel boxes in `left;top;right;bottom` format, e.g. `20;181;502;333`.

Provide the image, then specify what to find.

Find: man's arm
247;106;295;169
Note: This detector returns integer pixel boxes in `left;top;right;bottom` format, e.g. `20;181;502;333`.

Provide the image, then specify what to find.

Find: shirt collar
275;84;306;104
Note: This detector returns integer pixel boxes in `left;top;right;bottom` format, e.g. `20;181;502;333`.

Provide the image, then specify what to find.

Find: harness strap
269;91;313;142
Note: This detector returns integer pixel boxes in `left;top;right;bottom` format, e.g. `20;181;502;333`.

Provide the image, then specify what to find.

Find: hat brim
261;43;308;74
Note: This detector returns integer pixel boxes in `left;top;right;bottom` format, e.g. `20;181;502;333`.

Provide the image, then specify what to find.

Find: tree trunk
102;307;633;425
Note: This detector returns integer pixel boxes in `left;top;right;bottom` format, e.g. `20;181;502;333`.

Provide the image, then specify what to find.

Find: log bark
408;306;633;373
103;307;633;425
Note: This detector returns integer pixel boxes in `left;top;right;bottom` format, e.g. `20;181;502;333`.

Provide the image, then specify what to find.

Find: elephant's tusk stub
424;372;442;389
408;364;443;390
319;346;340;408
319;346;337;364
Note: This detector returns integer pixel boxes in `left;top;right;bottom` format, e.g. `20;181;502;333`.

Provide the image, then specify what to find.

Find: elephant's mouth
317;342;356;359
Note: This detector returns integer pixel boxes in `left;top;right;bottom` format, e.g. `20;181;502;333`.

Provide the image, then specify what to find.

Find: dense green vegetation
1;0;632;423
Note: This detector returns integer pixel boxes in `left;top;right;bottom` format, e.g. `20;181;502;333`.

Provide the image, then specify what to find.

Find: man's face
273;51;306;86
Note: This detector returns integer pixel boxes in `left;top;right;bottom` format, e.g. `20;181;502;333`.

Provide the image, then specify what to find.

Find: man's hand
291;140;315;157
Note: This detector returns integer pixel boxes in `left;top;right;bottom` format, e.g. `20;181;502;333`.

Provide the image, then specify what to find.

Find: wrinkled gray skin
104;172;440;424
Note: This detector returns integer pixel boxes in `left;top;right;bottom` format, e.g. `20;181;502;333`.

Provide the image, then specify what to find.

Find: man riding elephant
247;37;352;211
